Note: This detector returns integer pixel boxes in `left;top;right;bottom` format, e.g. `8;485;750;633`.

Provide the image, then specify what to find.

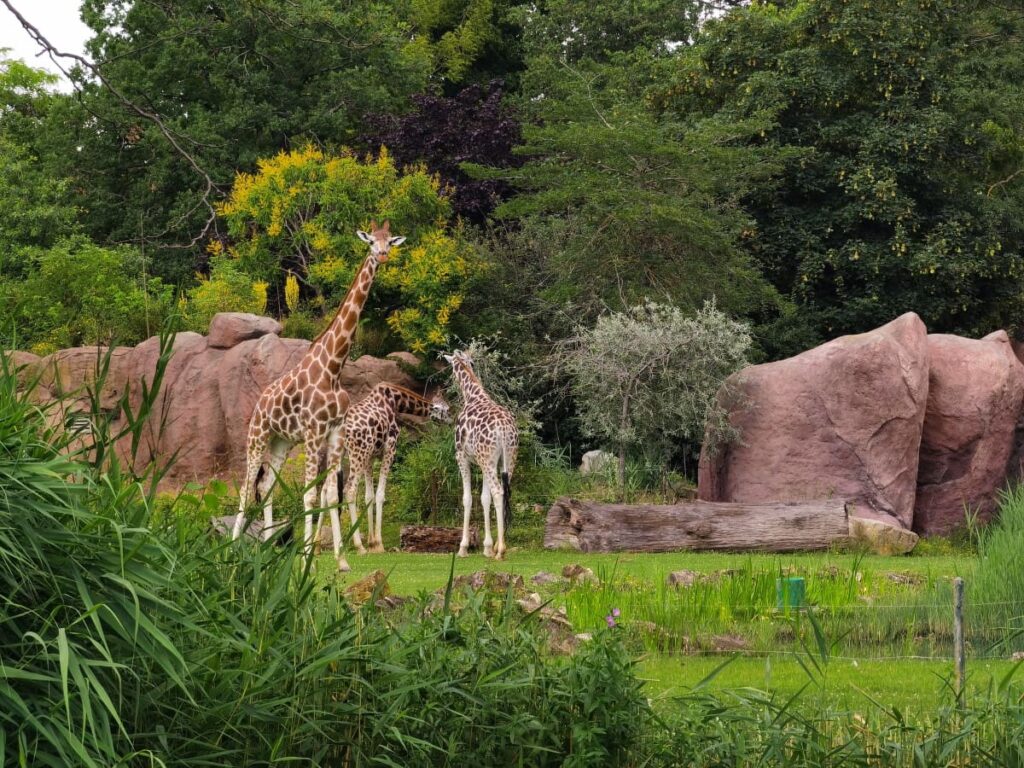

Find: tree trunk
400;525;479;553
544;497;851;553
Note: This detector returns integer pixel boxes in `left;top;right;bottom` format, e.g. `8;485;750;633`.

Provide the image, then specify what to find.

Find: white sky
1;0;91;90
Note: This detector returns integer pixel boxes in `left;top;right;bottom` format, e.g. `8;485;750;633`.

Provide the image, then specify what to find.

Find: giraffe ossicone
231;221;405;572
446;349;519;560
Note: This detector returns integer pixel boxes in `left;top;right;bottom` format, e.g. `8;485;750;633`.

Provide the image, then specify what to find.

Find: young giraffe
231;221;406;570
443;350;519;560
316;383;450;554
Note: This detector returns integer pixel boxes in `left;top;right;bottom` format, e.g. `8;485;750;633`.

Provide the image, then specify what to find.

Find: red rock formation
698;312;930;529
17;314;427;489
913;331;1024;535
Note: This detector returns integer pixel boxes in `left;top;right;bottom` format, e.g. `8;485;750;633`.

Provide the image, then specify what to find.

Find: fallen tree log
400;525;479;553
544;497;851;553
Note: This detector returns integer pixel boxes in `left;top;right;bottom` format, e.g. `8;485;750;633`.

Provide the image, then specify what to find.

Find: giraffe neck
310;252;379;381
452;363;490;406
379;384;434;418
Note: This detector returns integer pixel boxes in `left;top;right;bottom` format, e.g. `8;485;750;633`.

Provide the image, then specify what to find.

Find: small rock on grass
344;569;390;605
667;570;700;588
562;564;598;584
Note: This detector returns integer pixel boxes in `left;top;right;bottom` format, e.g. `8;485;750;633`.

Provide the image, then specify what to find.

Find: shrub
217;145;485;353
556;300;752;487
179;254;268;333
973;484;1024;650
0;236;172;351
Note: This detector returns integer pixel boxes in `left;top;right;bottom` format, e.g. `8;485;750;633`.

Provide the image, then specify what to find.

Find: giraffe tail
254;464;266;504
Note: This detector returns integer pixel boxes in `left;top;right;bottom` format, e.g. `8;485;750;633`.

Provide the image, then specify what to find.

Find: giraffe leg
302;436;323;563
480;469;495;558
317;425;347;556
457;453;473;557
233;432;267;540
259;437;289;543
486;463;507;561
372;430;397;554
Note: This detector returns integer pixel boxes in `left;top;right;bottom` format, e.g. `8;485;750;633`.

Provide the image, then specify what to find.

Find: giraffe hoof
483;547;494;559
457;548;469;558
337;559;351;572
356;546;368;556
370;544;385;554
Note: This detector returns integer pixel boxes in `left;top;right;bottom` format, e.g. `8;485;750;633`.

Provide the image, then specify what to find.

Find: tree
558;301;751;490
471;0;790;327
1;236;172;353
218;146;484;353
662;0;1024;351
45;0;434;280
0;55;77;270
361;80;522;223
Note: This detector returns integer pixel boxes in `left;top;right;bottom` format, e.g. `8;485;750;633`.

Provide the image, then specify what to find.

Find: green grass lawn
308;541;1016;714
638;655;1024;712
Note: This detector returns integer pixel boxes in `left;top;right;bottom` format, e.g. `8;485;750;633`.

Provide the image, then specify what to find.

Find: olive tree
559;300;751;490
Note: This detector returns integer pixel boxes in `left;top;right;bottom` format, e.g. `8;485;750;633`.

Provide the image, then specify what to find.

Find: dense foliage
558;301;752;487
0;361;649;766
217;145;484;351
1;0;1023;461
362;80;522;222
661;0;1024;353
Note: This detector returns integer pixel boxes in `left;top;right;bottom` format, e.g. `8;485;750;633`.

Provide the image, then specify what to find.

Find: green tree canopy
218;146;484;353
660;0;1024;352
48;0;434;281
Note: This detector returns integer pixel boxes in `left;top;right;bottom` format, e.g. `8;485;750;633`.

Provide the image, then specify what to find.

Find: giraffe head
442;349;473;370
429;391;452;423
356;219;406;262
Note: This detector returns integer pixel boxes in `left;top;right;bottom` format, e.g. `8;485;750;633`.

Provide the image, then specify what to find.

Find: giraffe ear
357;230;374;244
441;353;454;365
387;235;406;247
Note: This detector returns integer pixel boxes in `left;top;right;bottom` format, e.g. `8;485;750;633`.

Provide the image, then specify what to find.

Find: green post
776;576;805;614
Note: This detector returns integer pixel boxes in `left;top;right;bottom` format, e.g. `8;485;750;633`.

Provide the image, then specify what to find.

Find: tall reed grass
0;341;650;766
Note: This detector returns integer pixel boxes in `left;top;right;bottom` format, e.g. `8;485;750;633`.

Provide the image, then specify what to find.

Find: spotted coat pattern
316;383;450;553
231;222;406;571
445;350;519;560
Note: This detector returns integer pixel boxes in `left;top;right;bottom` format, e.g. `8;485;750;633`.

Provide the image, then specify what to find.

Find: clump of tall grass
972;483;1024;654
644;617;1024;767
0;344;650;766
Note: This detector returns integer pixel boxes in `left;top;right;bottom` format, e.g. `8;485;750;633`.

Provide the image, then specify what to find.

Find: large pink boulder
207;312;283;349
913;331;1024;535
9;318;429;489
698;313;929;528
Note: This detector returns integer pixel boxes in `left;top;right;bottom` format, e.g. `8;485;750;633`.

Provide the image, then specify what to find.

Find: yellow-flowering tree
217;146;483;353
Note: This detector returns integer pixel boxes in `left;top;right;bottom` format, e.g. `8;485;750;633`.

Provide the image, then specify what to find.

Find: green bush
0;355;649;766
0;236;172;353
973;484;1024;650
387;424;579;526
179;255;268;333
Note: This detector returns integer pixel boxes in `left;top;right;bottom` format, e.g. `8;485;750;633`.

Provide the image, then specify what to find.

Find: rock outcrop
913;331;1024;535
18;313;428;489
698;313;930;529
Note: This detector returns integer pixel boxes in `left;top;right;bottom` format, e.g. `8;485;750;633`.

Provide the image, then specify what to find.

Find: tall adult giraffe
444;350;519;560
315;383;450;554
232;220;405;570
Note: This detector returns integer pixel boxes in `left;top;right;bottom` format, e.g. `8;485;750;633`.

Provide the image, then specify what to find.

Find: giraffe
231;220;406;571
315;383;450;554
443;350;519;560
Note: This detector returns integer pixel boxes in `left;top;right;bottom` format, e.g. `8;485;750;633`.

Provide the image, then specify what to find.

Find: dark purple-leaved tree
362;81;521;223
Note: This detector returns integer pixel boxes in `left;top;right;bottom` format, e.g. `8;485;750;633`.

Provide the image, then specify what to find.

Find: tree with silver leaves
558;300;751;492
